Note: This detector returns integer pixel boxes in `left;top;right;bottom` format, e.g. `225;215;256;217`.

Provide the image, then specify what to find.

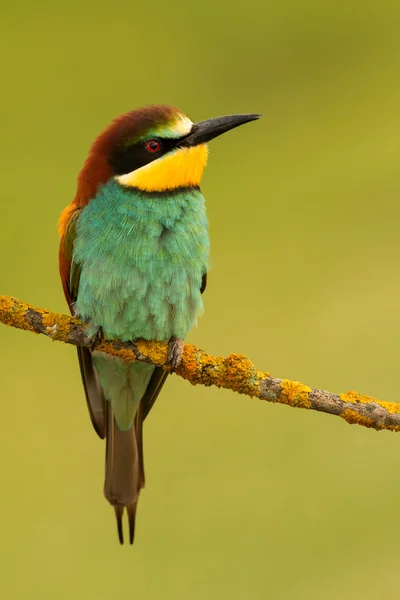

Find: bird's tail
103;402;145;544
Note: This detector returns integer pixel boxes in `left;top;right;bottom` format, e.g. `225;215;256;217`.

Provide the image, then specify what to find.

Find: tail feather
100;364;169;544
114;505;124;544
135;403;145;489
127;503;137;545
104;403;144;544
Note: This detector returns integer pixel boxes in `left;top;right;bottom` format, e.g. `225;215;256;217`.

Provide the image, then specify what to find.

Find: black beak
179;113;262;147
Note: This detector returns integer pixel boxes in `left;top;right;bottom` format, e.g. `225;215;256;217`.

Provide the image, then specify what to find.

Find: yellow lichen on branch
340;390;400;416
340;409;375;429
0;295;81;340
1;294;400;434
279;380;312;408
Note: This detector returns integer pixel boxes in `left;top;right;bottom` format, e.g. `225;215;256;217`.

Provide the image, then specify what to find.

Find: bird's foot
167;337;184;370
86;325;104;350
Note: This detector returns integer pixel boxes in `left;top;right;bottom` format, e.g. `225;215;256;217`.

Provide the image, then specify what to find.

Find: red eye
145;139;161;153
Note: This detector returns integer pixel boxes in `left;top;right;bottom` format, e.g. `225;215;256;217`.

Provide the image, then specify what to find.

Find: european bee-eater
58;105;260;544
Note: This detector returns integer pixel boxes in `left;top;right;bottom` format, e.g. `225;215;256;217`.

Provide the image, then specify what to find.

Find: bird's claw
87;326;104;350
167;337;184;370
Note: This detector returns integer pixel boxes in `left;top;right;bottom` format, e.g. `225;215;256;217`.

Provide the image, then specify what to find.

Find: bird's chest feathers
73;181;209;341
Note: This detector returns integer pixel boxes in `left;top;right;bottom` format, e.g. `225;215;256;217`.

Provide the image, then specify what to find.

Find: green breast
73;180;209;341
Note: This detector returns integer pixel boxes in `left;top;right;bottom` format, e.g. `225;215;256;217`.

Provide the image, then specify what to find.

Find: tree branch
1;294;399;433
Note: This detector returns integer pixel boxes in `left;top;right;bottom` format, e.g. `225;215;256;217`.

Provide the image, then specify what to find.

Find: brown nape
74;105;185;209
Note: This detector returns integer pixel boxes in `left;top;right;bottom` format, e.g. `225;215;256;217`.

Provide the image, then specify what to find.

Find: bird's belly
75;251;204;342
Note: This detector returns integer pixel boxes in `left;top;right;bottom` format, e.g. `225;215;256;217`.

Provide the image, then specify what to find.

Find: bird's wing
59;205;106;439
200;272;207;294
141;369;169;420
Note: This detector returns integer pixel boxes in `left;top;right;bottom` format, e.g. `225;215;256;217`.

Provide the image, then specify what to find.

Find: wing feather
59;206;106;438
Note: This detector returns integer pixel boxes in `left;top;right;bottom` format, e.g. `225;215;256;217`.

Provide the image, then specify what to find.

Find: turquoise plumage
73;181;209;342
73;181;209;430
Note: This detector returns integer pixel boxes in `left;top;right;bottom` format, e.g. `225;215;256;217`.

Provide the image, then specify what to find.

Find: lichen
96;340;136;363
385;425;400;432
340;408;376;428
41;309;78;342
178;344;205;384
222;353;260;396
279;379;312;408
340;390;400;415
178;349;262;397
0;296;37;333
181;344;199;376
257;369;270;381
135;339;168;365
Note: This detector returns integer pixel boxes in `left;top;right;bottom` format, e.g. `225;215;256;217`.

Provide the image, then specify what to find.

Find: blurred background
1;1;400;598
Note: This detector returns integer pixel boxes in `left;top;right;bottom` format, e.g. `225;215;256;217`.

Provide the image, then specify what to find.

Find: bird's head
75;105;261;205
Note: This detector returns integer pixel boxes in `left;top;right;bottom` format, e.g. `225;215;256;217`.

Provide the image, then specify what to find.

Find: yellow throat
115;144;209;192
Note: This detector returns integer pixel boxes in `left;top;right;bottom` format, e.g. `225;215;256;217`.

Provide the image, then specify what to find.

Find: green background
1;1;400;598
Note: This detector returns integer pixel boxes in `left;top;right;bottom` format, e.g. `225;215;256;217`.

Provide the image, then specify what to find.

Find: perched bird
58;105;260;544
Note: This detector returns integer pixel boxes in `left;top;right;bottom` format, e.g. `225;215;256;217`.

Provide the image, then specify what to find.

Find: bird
58;105;261;544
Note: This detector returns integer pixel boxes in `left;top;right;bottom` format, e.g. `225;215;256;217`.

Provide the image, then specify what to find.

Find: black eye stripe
109;137;180;176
